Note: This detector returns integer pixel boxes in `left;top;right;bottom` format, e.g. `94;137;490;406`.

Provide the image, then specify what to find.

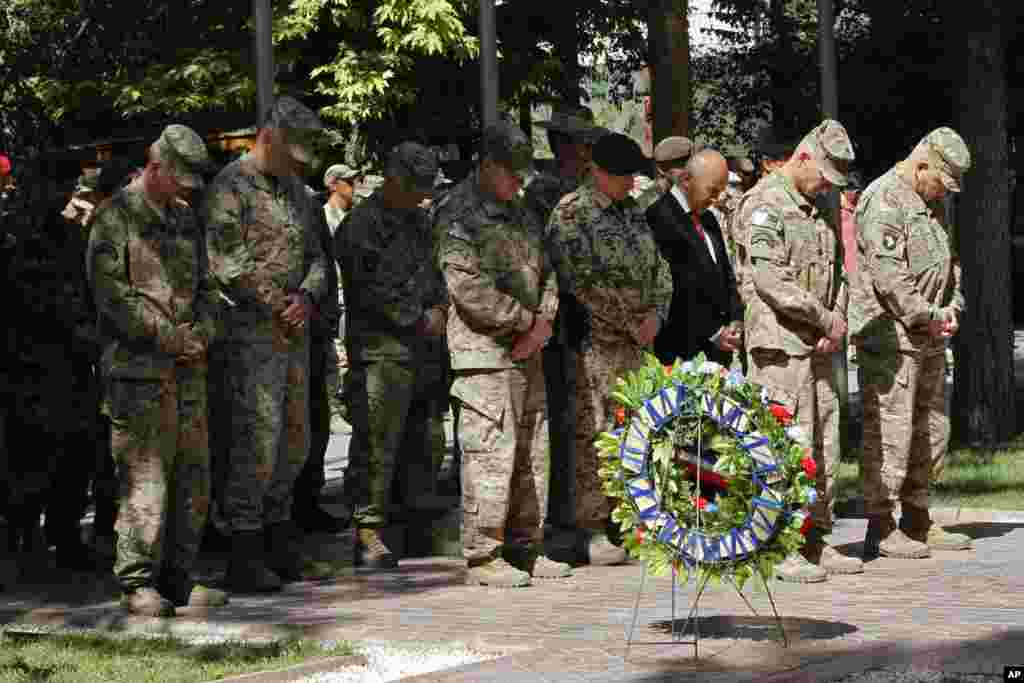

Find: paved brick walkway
3;515;1023;681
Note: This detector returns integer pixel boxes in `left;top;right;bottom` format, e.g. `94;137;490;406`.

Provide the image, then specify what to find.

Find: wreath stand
622;412;789;661
623;558;788;660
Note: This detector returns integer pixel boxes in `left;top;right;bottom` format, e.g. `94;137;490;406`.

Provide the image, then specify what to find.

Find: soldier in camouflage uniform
850;127;973;560
201;97;330;592
523;105;597;541
737;120;863;582
88;125;227;616
549;133;673;566
435;122;571;587
335;142;447;568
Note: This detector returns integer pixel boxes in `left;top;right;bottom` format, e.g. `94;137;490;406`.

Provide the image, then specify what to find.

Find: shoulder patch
749;205;781;231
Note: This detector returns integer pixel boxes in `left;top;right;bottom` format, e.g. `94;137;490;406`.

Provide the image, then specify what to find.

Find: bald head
683;149;729;213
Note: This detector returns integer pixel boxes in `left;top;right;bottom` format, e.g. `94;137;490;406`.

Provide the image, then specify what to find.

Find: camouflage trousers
213;337;310;533
344;359;445;528
293;335;334;504
749;349;839;533
452;358;549;562
574;343;645;532
106;366;209;591
859;348;947;516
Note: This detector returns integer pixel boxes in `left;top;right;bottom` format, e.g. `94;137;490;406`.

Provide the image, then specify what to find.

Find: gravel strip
828;669;1002;683
298;642;501;682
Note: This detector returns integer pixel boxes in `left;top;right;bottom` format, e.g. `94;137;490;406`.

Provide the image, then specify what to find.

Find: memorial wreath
597;354;817;590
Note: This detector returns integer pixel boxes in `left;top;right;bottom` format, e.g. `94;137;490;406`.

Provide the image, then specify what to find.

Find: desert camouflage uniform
436;170;559;562
88;180;217;591
201;155;329;533
850;138;967;521
549;178;672;532
740;171;847;534
337;190;449;528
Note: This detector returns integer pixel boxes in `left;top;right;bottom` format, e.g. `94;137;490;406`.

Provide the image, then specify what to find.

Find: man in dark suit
647;149;743;367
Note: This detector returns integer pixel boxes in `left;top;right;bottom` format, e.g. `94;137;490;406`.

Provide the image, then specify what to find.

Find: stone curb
211;654;368;683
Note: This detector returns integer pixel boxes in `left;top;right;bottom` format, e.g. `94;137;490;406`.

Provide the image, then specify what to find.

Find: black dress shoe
294;506;349;534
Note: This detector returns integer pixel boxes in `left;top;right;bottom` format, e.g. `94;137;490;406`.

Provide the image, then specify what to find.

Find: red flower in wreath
685;463;730;490
801;456;817;479
695;496;709;511
799;516;813;536
769;404;794;425
664;364;674;376
615;407;626;426
635;528;646;544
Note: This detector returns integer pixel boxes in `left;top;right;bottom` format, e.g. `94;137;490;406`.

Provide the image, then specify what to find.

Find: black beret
592;133;650;176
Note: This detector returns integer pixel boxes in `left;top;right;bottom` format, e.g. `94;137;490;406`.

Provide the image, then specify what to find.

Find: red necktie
692;213;705;241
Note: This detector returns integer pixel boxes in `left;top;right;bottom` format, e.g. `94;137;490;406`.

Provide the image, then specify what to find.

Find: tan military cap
653;136;694;164
916;127;971;192
323;163;359;187
800;119;855;188
156;124;214;189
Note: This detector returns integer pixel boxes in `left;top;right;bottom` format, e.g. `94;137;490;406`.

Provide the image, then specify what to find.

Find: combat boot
466;556;531;587
585;533;628;566
899;504;972;551
356;527;398;570
863;514;929;560
121;587;175;617
775;552;827;583
265;521;306;582
804;530;863;575
226;531;283;593
503;543;572;579
158;568;230;608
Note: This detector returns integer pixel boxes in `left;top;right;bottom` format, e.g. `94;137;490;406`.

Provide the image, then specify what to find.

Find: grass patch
834;445;1024;511
0;632;354;683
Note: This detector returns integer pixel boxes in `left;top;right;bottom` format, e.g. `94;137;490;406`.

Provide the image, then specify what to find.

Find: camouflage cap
323;163;359;187
653;136;694;164
916;127;971;192
592;132;649;176
387;141;440;195
155;124;214;189
264;96;325;165
800;119;855;188
480;122;534;182
537;104;597;143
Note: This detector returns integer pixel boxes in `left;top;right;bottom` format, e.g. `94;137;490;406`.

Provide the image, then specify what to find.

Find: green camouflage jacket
335;190;448;362
88;183;217;380
200;155;329;343
548;177;672;348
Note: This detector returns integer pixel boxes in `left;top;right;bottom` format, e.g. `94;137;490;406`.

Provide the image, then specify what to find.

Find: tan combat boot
899;504;972;551
586;533;628;566
775;553;827;583
503;544;572;579
356;527;398;570
804;530;863;575
121;587;176;617
863;514;930;560
159;568;230;608
466;556;531;587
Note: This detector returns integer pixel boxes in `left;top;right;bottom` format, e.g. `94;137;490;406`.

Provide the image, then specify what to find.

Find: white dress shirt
670;185;717;264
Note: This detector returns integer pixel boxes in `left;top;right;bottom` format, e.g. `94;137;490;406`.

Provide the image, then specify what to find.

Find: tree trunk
554;0;581;103
647;0;690;146
951;0;1016;445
